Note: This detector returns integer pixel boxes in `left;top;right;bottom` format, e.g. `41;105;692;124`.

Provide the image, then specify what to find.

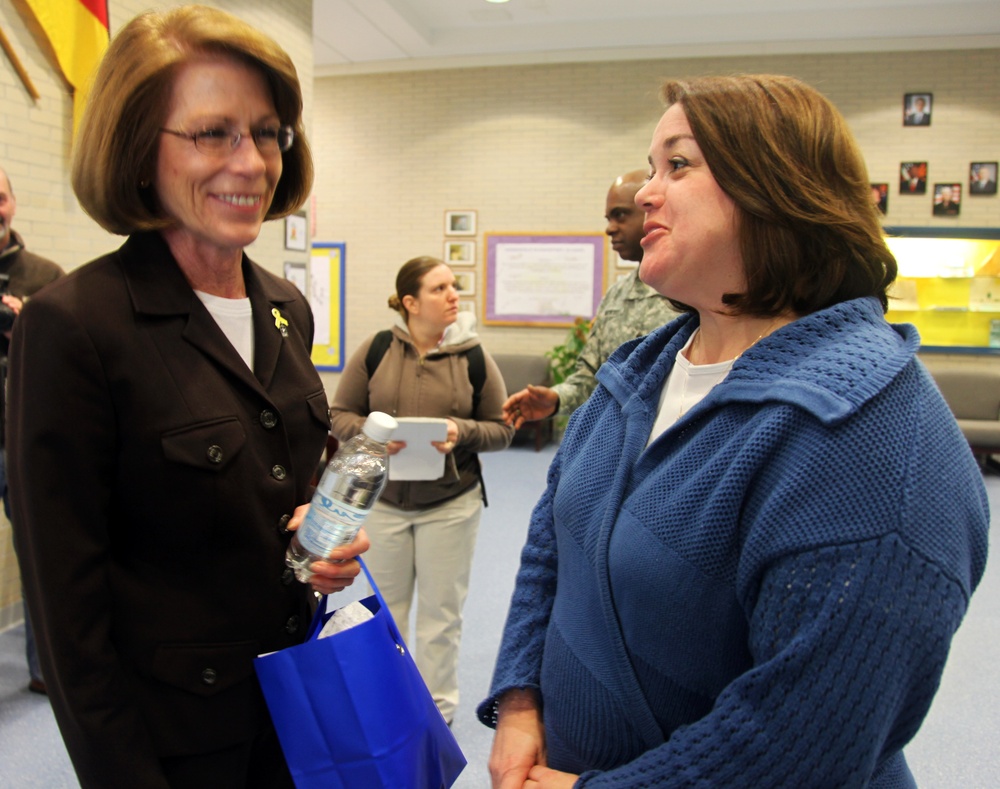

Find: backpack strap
364;331;490;506
366;330;486;417
464;344;489;507
364;330;394;380
465;344;486;418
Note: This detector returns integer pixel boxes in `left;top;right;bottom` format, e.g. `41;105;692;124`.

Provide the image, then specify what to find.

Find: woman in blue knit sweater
479;75;989;788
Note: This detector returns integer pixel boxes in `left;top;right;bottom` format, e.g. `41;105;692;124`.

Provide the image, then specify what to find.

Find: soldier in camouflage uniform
504;170;678;427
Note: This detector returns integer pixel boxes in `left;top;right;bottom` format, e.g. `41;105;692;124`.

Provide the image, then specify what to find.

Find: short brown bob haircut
659;75;896;316
71;5;313;236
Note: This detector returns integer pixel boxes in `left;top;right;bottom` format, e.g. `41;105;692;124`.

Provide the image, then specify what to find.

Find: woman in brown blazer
7;8;366;788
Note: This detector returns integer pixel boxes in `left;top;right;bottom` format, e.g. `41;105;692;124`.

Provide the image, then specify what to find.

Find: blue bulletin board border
309;242;346;372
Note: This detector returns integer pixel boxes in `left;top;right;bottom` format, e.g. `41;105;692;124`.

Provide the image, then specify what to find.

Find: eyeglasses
159;125;295;156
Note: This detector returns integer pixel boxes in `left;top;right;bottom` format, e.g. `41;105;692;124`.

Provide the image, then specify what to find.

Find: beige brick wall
0;0;313;624
313;48;1000;378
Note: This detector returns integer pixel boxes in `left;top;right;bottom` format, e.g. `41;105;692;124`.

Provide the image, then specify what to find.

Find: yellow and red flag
21;0;109;135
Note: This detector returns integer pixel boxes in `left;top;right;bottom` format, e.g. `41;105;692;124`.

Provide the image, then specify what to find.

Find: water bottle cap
363;411;398;443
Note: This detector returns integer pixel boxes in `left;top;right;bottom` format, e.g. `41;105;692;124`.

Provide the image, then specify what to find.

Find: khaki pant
363;485;482;722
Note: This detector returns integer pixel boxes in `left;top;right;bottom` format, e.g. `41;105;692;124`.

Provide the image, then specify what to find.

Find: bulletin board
484;233;606;327
309;242;346;371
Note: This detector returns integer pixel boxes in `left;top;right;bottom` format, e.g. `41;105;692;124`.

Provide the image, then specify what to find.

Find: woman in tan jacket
330;256;513;724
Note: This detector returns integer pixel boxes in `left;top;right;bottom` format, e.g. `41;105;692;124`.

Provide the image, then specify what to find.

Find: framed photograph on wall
444;240;476;265
899;162;927;195
284;211;307;251
932;183;961;217
444;210;477;236
970;162;998;195
870;183;888;215
283;261;307;295
454;269;476;296
903;92;932;126
457;299;476;314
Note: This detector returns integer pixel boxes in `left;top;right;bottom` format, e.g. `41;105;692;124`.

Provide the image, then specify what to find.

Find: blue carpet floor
1;442;997;788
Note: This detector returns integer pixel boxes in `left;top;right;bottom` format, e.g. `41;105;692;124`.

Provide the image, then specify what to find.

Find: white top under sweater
647;330;734;445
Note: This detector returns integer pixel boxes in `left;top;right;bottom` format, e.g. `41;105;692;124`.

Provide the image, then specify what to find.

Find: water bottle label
298;497;367;557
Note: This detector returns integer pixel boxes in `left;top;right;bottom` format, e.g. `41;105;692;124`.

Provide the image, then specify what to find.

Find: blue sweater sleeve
476;447;565;727
577;536;969;787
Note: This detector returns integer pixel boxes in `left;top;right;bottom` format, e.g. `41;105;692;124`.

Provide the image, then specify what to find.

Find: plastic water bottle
286;411;398;582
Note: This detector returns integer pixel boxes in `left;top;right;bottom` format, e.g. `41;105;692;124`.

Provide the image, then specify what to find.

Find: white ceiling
313;0;1000;75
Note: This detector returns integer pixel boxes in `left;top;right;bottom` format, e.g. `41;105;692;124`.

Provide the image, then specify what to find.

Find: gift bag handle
308;558;407;650
358;557;407;647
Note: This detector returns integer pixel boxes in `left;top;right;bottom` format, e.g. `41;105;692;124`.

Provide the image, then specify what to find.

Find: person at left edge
7;7;367;789
0;164;64;696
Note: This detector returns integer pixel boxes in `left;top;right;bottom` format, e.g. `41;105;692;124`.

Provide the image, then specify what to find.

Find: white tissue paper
317;600;374;639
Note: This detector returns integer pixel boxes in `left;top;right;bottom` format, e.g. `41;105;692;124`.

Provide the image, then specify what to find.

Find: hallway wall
313;47;1000;386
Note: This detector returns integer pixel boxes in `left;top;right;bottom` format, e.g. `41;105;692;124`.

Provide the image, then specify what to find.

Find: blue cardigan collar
597;296;919;427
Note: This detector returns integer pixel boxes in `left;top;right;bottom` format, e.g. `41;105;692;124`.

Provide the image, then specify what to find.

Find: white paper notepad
389;417;449;481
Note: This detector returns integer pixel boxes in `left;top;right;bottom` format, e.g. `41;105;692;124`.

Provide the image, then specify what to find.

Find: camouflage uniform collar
622;269;656;299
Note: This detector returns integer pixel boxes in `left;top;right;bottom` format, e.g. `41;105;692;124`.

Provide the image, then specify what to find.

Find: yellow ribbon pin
272;308;289;336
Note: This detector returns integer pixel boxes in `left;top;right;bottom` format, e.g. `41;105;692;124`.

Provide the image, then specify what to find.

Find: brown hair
71;5;313;235
388;256;447;319
660;75;896;315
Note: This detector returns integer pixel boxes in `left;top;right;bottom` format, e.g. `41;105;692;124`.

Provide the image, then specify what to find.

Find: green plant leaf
546;316;593;384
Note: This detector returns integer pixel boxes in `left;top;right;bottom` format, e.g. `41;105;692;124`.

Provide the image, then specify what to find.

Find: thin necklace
690;317;782;365
678;318;782;417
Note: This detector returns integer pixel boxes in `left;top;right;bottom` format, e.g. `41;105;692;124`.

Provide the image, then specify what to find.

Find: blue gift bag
254;559;466;788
